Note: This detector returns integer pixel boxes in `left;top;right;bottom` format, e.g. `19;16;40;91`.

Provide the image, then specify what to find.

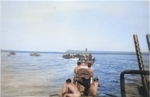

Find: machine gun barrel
133;34;149;96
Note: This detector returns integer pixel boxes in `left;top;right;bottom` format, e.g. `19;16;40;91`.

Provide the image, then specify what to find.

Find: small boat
8;52;16;56
77;54;95;65
62;53;75;59
77;57;95;66
30;53;40;56
10;52;16;55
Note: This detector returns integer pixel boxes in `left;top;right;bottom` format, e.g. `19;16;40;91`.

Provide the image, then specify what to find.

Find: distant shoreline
1;50;64;54
1;50;149;55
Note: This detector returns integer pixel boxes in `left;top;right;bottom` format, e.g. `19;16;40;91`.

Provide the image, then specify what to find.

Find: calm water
1;52;149;97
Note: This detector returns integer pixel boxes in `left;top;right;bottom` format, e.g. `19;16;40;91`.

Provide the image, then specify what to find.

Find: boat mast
85;48;87;55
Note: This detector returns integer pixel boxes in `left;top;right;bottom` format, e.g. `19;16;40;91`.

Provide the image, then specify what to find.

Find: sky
1;0;149;52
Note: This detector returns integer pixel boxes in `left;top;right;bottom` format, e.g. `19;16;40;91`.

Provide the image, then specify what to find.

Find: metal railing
120;70;149;97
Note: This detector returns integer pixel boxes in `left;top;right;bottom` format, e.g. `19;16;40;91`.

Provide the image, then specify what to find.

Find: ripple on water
1;52;149;97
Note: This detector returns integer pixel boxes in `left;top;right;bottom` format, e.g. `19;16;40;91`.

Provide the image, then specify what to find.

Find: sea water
1;52;149;97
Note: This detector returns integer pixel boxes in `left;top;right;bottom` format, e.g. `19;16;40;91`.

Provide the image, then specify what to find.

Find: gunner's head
66;78;71;84
93;76;99;82
77;62;81;66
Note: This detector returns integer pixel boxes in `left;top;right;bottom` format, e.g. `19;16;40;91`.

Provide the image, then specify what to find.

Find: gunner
60;78;81;97
73;60;94;96
88;76;99;96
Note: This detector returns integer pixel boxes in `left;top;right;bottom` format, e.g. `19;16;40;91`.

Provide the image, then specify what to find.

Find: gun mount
120;34;150;97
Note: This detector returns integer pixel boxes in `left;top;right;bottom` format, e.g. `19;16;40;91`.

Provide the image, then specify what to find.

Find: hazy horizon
1;49;147;53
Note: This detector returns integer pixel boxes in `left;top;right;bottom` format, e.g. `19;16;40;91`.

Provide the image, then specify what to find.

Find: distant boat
10;52;16;55
62;53;76;59
30;53;40;56
8;52;16;56
76;49;95;65
77;54;95;65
